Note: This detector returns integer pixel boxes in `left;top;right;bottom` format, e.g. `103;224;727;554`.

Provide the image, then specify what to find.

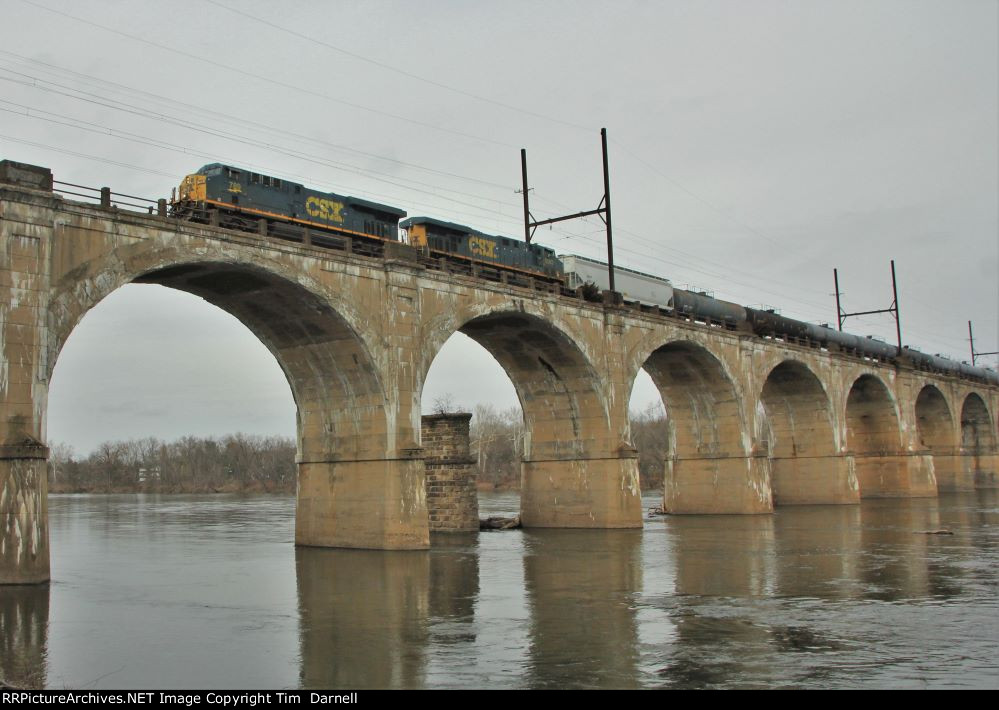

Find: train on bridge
170;163;998;385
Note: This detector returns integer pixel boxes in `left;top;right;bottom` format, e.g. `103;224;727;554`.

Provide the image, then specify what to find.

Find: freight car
401;216;563;280
560;254;673;307
566;257;999;385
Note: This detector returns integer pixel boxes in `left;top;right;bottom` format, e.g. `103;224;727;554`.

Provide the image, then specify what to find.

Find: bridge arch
418;300;639;527
48;251;386;463
915;385;960;490
630;338;769;514
757;360;855;505
844;374;912;497
961;392;998;488
420;303;610;459
43;241;428;551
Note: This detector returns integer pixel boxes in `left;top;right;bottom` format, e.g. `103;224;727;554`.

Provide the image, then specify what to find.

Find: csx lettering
305;196;344;223
228;181;242;193
469;236;496;258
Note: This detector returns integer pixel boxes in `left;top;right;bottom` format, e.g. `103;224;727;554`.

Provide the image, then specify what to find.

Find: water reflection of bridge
3;491;996;689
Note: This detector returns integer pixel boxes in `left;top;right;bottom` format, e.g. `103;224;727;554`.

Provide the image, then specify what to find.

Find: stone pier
421;414;479;532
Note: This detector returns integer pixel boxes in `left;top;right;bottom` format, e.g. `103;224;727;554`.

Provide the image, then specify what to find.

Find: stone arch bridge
2;167;996;584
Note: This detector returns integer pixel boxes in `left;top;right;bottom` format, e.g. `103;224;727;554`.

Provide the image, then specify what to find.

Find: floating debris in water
480;515;521;530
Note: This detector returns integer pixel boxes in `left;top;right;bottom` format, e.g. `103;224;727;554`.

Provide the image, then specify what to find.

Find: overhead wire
0;134;177;178
17;0;519;149
202;0;595;133
0;109;530;230
0;90;524;223
0;65;517;204
0;50;513;191
610;136;788;250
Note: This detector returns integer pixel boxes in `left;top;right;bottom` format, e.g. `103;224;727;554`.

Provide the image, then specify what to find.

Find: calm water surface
2;491;998;689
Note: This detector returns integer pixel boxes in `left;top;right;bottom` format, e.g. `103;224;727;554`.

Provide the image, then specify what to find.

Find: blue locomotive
172;163;405;241
400;216;563;279
171;163;561;278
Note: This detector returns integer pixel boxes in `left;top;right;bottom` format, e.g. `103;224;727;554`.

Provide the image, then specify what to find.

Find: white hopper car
559;254;674;308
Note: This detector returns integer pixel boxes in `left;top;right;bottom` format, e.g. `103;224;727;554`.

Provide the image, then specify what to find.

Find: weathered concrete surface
2;171;998;583
847;453;937;498
296;459;428;550
961;393;999;488
0;454;48;584
931;454;967;491
964;453;999;489
664;455;773;514
768;455;858;506
521;456;642;528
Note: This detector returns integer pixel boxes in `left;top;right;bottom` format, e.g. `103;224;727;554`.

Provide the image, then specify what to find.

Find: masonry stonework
2;167;998;584
421;413;478;532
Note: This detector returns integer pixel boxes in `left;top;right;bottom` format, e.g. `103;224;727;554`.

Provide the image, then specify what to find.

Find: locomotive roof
193;163;406;217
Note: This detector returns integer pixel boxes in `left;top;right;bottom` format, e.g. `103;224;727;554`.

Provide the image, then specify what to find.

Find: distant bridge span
2;166;996;583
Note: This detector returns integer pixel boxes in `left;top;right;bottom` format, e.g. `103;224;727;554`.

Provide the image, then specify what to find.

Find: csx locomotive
170;163;998;385
171;163;562;278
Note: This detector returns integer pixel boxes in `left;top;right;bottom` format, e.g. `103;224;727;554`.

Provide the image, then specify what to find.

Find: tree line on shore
48;434;297;493
48;406;669;493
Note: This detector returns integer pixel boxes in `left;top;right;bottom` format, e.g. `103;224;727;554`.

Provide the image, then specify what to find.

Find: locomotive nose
176;173;206;203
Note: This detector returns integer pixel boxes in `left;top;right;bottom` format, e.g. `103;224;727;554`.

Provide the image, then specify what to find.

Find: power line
610;136;787;250
600;141;989;356
17;0;519;149
0;50;513;191
203;0;594;133
0;94;522;222
0;134;176;178
0;110;528;229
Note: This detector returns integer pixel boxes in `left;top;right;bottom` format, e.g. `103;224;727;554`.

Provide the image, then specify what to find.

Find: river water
1;491;997;689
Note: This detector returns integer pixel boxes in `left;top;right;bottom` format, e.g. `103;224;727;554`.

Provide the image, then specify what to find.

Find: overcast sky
1;0;995;454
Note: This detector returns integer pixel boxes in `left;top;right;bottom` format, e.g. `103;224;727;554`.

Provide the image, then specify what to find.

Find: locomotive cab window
250;173;260;184
226;168;241;180
263;176;271;187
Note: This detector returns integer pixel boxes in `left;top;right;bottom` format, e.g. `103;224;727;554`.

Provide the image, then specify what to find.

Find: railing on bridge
52;180;167;216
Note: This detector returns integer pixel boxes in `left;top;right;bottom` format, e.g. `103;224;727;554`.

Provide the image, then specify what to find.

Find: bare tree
432;393;461;414
630;402;669;490
47;442;74;488
470;404;523;488
44;435;296;493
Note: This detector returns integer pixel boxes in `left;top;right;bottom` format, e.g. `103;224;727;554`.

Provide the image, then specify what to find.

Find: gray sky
1;0;995;454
